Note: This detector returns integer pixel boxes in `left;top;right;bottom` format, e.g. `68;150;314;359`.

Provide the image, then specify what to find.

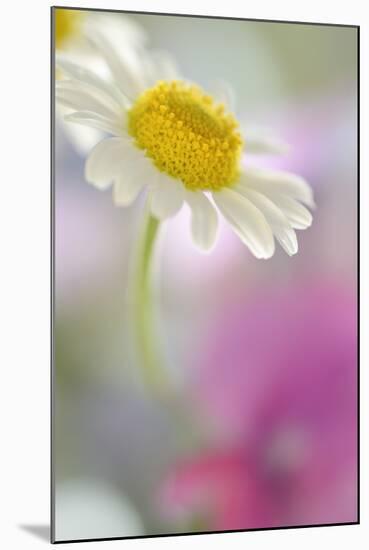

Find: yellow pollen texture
55;9;85;49
127;81;244;191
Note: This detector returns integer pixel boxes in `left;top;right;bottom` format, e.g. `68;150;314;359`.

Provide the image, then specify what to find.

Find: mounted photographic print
51;6;359;543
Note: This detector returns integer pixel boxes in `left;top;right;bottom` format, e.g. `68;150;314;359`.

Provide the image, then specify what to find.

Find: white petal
244;128;290;155
148;175;184;220
57;104;102;154
127;156;160;190
65;110;124;136
240;167;315;208
56;80;120;120
211;79;236;112
86;12;148;49
273;226;298;256
113;175;146;207
237;187;298;256
84;24;146;99
144;50;181;84
185;191;219;251
85;137;132;189
56;56;130;109
213;188;275;259
267;194;313;230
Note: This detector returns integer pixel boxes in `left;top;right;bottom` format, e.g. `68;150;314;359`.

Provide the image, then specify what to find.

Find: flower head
56;21;314;258
55;8;146;54
128;81;243;191
54;9;148;154
55;9;85;49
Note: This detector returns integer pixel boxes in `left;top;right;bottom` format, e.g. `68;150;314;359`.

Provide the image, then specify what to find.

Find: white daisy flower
56;24;314;259
55;9;147;153
55;8;146;57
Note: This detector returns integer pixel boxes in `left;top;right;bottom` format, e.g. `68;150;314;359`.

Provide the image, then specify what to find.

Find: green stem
131;210;207;448
133;211;166;390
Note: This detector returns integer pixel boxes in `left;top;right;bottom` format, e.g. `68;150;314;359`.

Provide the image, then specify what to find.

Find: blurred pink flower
160;281;357;530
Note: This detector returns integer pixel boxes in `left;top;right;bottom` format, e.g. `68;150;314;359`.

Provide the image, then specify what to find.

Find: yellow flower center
127;81;243;191
55;9;85;49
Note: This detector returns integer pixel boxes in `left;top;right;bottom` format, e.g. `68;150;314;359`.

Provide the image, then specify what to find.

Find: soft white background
0;0;366;548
